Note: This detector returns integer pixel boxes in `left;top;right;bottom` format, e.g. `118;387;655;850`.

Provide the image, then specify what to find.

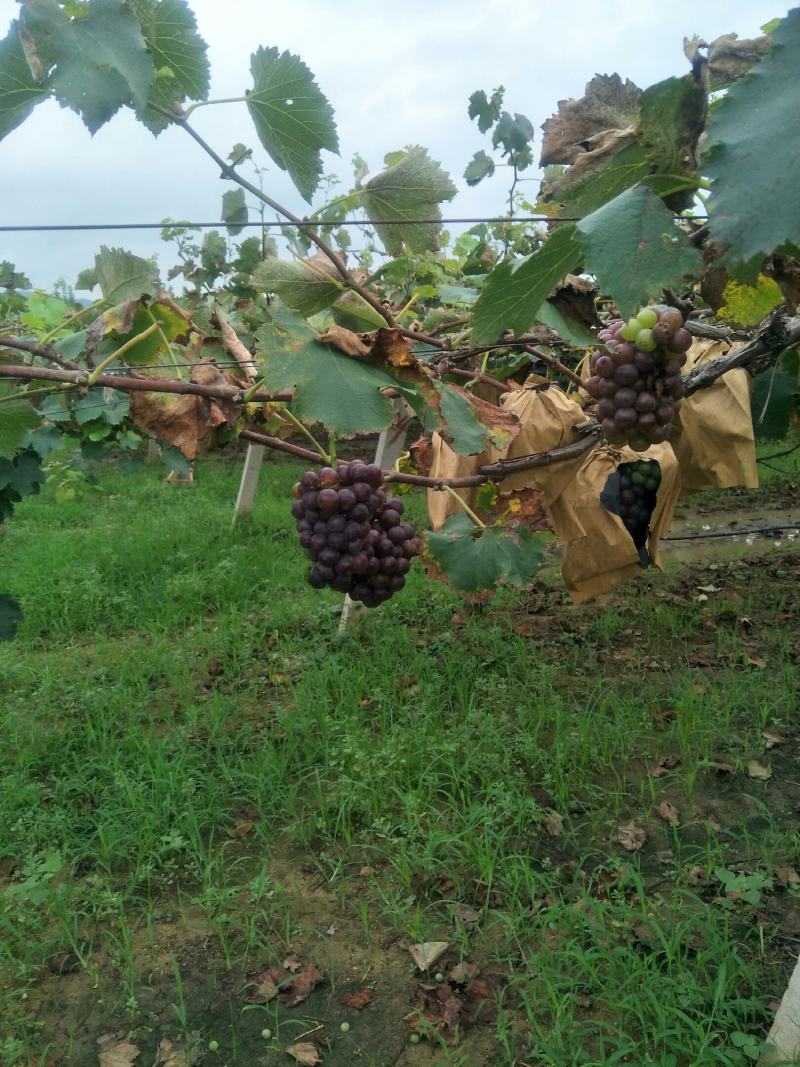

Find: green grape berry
636;329;657;352
208;1040;219;1052
637;308;658;329
619;318;641;342
410;1033;421;1044
340;1022;351;1033
261;1029;272;1040
434;971;445;983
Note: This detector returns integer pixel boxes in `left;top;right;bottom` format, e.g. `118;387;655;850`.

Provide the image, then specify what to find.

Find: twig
523;345;586;389
0;335;81;371
213;307;258;383
683;311;800;397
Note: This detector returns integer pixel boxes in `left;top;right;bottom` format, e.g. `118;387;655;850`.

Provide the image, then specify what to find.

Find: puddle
661;507;800;562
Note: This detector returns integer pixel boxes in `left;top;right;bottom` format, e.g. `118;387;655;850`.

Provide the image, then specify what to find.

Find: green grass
0;452;798;1066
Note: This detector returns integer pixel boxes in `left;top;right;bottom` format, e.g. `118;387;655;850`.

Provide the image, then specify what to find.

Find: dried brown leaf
540;74;641;166
286;1042;322;1065
612;822;647;852
541;809;564;837
762;730;787;749
745;760;772;782
774;866;800;889
655;801;680;827
97;1035;140;1067
343;987;373;1010
369;327;417;367
409;942;450;971
317;324;370;358
154;1039;189;1067
450;961;480;985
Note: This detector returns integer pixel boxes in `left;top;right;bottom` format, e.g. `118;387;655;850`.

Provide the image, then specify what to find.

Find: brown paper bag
547;442;681;603
496;379;589;499
674;340;758;491
426;432;494;531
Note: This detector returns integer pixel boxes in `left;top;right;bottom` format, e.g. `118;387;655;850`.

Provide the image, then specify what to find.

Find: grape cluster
291;461;421;608
586;304;691;450
617;460;662;547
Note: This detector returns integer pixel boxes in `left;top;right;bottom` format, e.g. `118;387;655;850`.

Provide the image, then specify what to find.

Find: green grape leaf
0;594;23;642
0;383;40;459
75;267;98;291
221;188;248;235
535;300;595;347
0;450;45;498
86;298;186;365
20;293;70;333
464;149;496;187
259;339;395;434
576;184;701;317
751;369;797;440
246;46;338;203
361;147;457;256
130;0;209;132
253;258;344;317
94;246;160;302
233;235;269;275
471;224;583;344
704;10;800;274
433;382;489;456
492;111;534;155
53;329;88;361
0;22;50;141
330;291;387;332
556;142;650;216
0;260;32;290
468;87;504;132
44;0;154;133
638;75;706;176
427;513;546;593
438;284;480;306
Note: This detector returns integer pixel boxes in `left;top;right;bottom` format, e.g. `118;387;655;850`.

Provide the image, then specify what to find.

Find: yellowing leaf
718;274;783;326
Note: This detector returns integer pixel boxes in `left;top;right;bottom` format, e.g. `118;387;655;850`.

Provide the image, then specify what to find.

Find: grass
0;449;798;1066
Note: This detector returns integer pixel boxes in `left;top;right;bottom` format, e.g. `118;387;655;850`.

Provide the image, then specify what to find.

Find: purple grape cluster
586;304;692;451
617;460;661;548
291;460;421;608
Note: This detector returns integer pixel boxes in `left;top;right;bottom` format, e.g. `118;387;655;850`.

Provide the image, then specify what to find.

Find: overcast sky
0;0;783;291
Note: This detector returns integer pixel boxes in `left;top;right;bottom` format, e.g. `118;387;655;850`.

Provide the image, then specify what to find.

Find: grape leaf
433;382;489;456
246;46;338;203
468;87;504;133
751;369;797;440
87;298;187;366
130;0;210;131
45;0;154;133
470;224;583;344
464;150;495;187
0;261;31;290
427;513;546;592
253;258;344;317
0;383;40;459
535;300;595;347
330;291;387;332
540;74;641;167
553;142;650;216
221;188;248;235
0;450;45;497
94;246;160;302
576;184;701;317
0;594;22;642
638;75;706;177
75;267;98;291
361;147;457;256
704;10;800;273
260;339;396;434
492;111;534;156
717;274;784;326
0;22;50;141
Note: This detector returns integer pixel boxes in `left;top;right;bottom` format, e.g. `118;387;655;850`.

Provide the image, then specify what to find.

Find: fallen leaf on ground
409;942;450;971
452;904;479;932
745;760;772;781
245;961;323;1007
450;961;480;984
650;754;681;778
655;801;680;827
154;1039;189;1067
404;974;501;1042
762;730;787;749
283;955;303;973
343;987;373;1010
746;653;767;669
612;822;647;851
774;866;800;888
97;1035;140;1067
541;809;564;837
229;820;254;838
286;1042;322;1065
708;760;734;776
653;707;677;727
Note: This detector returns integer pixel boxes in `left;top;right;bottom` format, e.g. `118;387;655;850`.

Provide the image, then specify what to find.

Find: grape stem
440;485;486;528
279;406;331;463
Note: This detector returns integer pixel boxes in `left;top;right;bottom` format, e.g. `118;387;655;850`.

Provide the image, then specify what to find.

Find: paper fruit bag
426;431;495;531
674;339;758;491
547;442;681;603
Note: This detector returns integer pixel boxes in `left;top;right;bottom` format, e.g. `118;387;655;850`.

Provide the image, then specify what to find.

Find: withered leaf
762;730;787;749
650;754;681;778
463;977;500;1024
745;760;772;782
541;809;564;837
129;363;237;460
245;961;323;1007
612;822;647;852
154;1039;189;1067
540;74;641;167
343;987;373;1010
409;942;450;971
708;759;735;776
369;327;417;367
450;961;480;985
706;32;772;88
775;866;800;889
655;801;680;827
286;1042;322;1066
317;324;370;358
283;954;303;973
97;1035;140;1067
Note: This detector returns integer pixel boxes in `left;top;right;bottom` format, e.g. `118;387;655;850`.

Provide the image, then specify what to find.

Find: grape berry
292;461;421;608
616;460;661;548
586;304;690;450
